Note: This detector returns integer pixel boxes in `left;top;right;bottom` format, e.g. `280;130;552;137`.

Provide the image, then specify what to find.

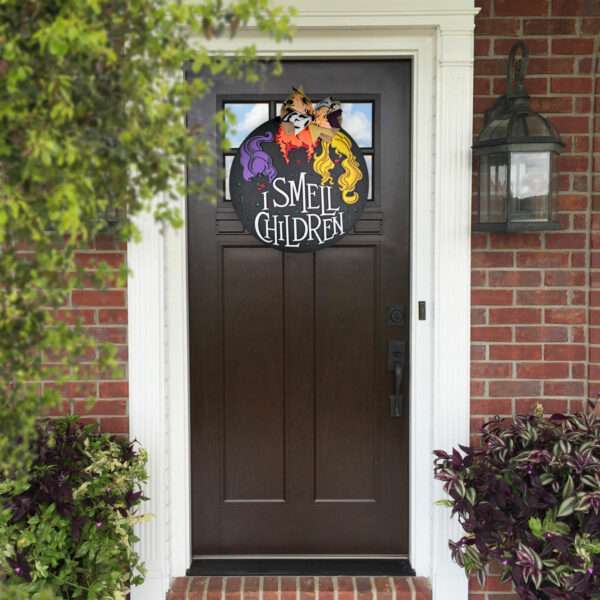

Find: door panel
188;60;411;556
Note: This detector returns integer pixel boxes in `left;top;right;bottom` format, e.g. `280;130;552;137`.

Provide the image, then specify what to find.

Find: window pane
224;155;234;200
224;103;269;148
364;154;373;200
341;103;373;147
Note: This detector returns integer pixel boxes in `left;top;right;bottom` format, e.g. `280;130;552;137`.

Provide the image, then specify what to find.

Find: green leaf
557;496;577;518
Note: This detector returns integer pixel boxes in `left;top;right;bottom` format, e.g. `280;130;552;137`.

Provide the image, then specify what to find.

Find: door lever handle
389;363;404;417
388;340;406;417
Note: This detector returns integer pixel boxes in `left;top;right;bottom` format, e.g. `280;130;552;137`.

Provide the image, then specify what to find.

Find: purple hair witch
239;132;278;183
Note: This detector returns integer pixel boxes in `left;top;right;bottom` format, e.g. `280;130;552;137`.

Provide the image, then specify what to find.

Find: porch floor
167;576;432;600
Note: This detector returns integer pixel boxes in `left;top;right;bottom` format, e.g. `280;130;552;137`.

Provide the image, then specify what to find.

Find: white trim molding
129;2;476;599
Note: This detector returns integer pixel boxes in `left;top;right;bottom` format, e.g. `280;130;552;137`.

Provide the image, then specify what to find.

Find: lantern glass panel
551;152;559;220
479;153;508;223
509;151;551;222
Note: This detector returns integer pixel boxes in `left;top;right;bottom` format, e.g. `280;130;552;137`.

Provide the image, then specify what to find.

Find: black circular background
230;117;369;252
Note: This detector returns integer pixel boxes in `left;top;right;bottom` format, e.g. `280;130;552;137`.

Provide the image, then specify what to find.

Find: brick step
167;576;431;600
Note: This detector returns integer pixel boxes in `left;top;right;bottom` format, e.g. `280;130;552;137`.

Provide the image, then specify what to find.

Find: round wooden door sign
229;88;369;251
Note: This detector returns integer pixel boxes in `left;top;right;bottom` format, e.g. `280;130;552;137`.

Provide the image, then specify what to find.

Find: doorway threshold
187;558;415;577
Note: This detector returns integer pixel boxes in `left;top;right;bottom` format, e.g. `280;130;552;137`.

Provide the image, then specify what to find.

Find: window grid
222;99;375;202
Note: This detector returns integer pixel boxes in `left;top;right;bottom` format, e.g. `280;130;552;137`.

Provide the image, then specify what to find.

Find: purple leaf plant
434;406;600;599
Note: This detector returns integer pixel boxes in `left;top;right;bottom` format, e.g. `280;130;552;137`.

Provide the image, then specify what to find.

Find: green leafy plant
0;417;148;598
0;0;293;476
434;409;600;599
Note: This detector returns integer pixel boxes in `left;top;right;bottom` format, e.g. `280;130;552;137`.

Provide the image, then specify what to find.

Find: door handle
388;340;406;417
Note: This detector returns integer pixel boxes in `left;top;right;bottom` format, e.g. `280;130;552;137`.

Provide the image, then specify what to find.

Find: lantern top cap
473;41;564;153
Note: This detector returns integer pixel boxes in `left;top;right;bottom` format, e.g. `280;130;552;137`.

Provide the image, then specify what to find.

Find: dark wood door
188;61;411;556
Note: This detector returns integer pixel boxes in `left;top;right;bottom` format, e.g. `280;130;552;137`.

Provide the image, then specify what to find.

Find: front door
188;60;411;556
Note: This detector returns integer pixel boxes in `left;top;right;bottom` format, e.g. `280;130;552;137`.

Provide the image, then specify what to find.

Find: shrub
434;410;600;600
0;417;148;599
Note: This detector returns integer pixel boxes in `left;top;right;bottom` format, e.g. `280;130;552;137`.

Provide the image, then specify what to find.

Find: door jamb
128;9;476;600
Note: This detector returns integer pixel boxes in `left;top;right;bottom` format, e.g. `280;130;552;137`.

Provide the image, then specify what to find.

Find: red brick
489;271;541;287
474;96;497;114
489;308;541;324
475;59;508;76
552;38;595;54
489;380;542;397
494;38;548;56
472;252;514;268
473;289;515;307
472;232;488;249
471;380;485;396
474;77;491;95
496;0;548;15
472;308;487;325
516;398;569;414
170;578;189;593
523;17;576;34
516;326;568;342
471;398;513;414
558;194;588;211
530;96;572;113
88;326;127;344
189;578;210;600
557;156;589;173
544;270;585;286
517;252;569;268
545;308;585;324
99;381;129;398
544;380;585;396
490;233;540;249
544;344;586;360
56;382;97;398
472;270;487;287
528;57;575;74
72;290;126;307
99;417;128;434
471;362;512;378
552;0;588;15
98;309;128;324
516;290;568;305
547;233;586;250
206;577;223;600
494;76;548;96
337;576;354;600
472;345;486;361
551;116;590;134
475;38;491;57
581;17;600;33
74;399;127;416
475;18;521;35
489;344;541;360
517;362;569;378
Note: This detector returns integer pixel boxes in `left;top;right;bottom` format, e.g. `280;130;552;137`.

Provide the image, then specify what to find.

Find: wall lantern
472;41;564;232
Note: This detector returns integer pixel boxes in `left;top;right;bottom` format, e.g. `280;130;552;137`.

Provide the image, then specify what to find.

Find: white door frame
128;4;477;599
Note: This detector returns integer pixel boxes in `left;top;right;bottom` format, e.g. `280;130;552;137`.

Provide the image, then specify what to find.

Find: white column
431;27;474;600
128;210;170;600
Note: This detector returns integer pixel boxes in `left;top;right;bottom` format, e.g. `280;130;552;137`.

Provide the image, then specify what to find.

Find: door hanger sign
229;88;369;252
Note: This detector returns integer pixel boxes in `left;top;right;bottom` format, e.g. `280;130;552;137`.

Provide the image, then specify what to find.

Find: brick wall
47;234;129;435
470;0;599;598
